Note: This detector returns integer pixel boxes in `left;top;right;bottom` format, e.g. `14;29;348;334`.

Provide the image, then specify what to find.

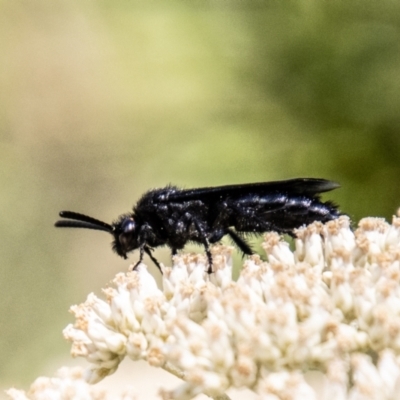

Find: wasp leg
193;219;213;274
144;246;163;273
208;228;225;243
226;228;253;255
170;248;179;266
132;246;145;270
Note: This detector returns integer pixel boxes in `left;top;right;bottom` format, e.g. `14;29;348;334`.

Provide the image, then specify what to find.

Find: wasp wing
166;178;339;203
151;178;340;239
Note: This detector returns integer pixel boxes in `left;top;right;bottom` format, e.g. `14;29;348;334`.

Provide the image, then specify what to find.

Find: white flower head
10;215;400;400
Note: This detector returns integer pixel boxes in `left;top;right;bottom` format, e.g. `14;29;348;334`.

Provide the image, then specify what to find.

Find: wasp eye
121;218;136;233
117;218;137;256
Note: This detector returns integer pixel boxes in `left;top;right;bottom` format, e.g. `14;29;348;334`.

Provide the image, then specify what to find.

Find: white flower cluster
10;215;400;400
6;366;137;400
62;246;234;390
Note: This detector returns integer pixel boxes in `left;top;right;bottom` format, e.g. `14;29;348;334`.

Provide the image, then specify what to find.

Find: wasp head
112;215;140;259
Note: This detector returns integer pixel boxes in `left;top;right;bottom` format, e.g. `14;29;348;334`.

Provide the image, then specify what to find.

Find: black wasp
55;178;340;273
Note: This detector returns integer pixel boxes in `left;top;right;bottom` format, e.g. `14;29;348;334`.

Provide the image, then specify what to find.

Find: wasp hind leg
226;228;253;256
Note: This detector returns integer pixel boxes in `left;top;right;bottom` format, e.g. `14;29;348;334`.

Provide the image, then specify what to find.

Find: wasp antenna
55;219;113;233
57;211;113;232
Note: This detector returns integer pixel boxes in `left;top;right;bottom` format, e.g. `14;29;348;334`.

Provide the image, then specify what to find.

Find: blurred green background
2;0;400;393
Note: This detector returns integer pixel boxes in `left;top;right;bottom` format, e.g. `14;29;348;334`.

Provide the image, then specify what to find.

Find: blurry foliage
1;0;400;391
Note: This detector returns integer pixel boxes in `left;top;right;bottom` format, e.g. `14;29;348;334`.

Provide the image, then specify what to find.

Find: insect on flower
55;178;340;273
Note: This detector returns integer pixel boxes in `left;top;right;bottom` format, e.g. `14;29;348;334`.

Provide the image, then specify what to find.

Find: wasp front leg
134;224;164;271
